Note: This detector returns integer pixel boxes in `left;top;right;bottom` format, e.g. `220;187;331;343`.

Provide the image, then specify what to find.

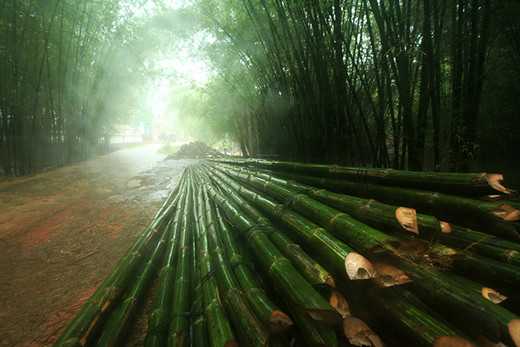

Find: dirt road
0;144;194;346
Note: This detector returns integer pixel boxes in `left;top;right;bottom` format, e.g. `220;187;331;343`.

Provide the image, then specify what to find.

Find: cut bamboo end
305;307;343;325
329;291;350;318
482;195;508;202
433;335;476;347
490;204;520;222
345;253;376;280
372;262;412;288
505;250;519;263
440;221;451;233
343;317;384;347
268;310;294;334
509;319;520;347
395;207;418;234
324;275;336;288
481;287;507;304
486;174;517;196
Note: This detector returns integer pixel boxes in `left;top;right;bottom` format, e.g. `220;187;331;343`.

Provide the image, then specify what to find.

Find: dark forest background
1;0;519;175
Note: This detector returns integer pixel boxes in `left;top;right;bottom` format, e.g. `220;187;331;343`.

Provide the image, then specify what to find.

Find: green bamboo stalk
253;172;520;287
95;216;174;346
212;163;400;256
208;168;334;288
364;285;473;346
415;216;520;266
204;172;342;326
211;195;291;337
145;179;189;347
191;223;208;347
192;168;293;336
189;169;208;347
219;165;418;237
391;258;520;346
446;246;520;287
199;183;272;345
211;158;517;199
205;164;374;281
285;302;339;347
439;270;508;305
168;171;194;347
248;168;520;242
54;182;180;347
210;163;520;345
192;179;237;346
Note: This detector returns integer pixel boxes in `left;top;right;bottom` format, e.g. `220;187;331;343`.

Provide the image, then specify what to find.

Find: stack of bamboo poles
54;160;520;347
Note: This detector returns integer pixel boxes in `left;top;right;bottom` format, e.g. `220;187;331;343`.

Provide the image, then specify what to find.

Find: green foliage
1;0;518;174
0;0;165;174
175;0;519;172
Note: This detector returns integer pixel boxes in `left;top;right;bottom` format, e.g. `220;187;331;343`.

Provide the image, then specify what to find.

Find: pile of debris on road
166;141;223;160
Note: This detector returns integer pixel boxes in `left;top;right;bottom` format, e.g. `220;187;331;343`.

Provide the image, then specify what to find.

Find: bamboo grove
54;160;520;346
185;0;520;172
0;0;160;175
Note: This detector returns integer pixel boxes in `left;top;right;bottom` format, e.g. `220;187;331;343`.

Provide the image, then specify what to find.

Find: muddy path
0;145;195;346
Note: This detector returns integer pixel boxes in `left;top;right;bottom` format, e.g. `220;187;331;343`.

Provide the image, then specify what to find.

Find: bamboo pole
54;180;181;347
247;168;520;241
415;216;520;267
285;303;339;346
200;187;273;344
209;162;520;346
360;285;474;346
211;200;290;336
168;171;194;346
145;180;189;346
251;172;520;286
211;158;517;199
192;179;239;346
391;258;520;346
203;169;342;325
195;164;292;336
207;168;335;288
191;240;208;347
95;216;174;346
205;164;375;280
211;163;401;256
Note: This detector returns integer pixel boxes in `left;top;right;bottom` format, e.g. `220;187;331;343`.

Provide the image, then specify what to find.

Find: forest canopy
1;0;519;175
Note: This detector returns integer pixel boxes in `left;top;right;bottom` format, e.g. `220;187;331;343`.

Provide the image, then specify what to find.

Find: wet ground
0;144;195;346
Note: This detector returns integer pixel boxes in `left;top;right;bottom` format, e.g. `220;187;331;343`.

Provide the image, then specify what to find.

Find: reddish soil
0;145;194;346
